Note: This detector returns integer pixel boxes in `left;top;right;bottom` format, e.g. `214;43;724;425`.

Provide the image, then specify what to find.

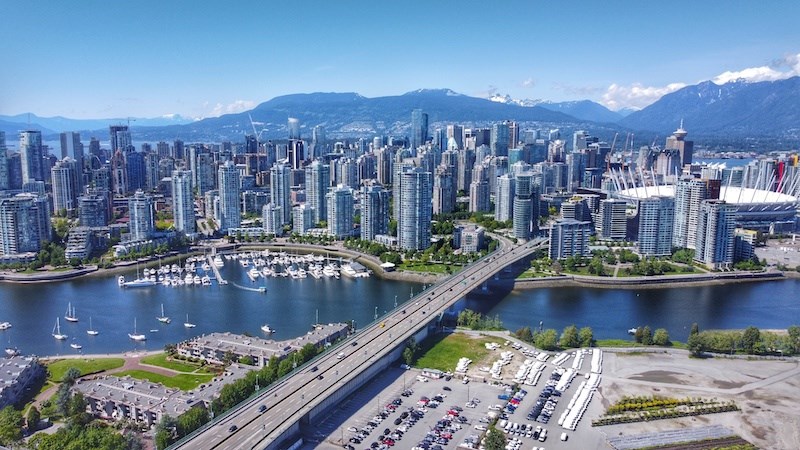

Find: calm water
1;258;799;356
465;279;800;341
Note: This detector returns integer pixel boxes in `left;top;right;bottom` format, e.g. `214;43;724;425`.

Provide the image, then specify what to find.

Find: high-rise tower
171;170;195;234
410;109;428;150
217;161;241;232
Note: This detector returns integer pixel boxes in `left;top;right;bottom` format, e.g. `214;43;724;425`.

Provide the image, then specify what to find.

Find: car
318;374;324;380
258;404;267;413
347;427;358;433
351;341;358;346
228;425;237;433
474;425;487;431
443;386;451;391
538;428;547;442
310;366;318;372
560;432;568;441
337;352;345;359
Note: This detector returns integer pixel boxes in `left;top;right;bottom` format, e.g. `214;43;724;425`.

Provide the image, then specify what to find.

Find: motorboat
70;340;82;350
261;324;275;334
52;317;68;340
118;275;125;286
128;318;147;341
87;317;99;336
0;322;11;330
123;277;156;288
65;302;78;322
157;304;171;324
213;255;224;268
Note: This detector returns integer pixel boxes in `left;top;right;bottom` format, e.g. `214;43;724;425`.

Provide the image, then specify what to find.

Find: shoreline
512;269;787;289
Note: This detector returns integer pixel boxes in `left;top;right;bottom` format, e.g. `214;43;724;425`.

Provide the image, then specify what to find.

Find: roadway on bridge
173;237;547;450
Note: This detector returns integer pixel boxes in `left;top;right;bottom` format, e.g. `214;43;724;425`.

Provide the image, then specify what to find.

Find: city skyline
2;1;799;120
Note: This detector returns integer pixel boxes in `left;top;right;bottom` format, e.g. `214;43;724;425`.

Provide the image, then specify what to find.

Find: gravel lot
302;334;800;450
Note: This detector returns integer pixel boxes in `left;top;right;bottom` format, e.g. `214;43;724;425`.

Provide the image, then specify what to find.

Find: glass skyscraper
217;161;241;232
171;170;195;234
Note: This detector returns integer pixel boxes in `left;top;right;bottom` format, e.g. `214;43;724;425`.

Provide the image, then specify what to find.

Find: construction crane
609;132;619;153
248;114;267;144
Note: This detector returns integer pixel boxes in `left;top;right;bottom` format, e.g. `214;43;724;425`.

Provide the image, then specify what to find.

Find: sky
2;0;800;120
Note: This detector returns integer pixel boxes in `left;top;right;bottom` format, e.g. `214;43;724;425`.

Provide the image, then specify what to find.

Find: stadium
614;185;799;233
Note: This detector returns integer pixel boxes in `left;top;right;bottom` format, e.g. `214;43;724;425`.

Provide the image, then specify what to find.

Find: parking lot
307;338;608;450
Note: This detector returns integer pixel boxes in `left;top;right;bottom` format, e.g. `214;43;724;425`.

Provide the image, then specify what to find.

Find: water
0;259;421;357
465;279;800;341
2;259;799;356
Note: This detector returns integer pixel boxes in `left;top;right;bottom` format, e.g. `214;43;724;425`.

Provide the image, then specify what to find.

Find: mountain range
2;77;798;145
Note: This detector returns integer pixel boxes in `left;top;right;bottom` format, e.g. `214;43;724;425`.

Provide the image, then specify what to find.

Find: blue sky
2;0;799;119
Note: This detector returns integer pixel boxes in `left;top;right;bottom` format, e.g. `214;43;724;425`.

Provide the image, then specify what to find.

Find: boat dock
207;255;227;285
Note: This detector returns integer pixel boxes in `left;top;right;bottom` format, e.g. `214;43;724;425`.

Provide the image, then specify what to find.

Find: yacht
261;324;275;334
157;304;171;324
87;317;99;336
184;273;194;285
52;317;68;340
123;277;156;288
193;274;201;285
247;267;260;282
65;302;78;322
128;318;146;341
0;322;11;330
213;255;224;267
201;262;211;272
118;275;126;286
201;275;211;286
184;314;196;328
70;340;82;350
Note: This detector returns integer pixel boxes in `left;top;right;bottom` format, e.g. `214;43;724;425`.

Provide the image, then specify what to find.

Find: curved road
172;237;547;450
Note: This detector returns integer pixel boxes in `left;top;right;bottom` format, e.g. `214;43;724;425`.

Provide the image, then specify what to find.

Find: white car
560;432;568;441
474;425;487;431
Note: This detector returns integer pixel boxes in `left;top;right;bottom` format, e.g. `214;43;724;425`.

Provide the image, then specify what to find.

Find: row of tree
631;326;671;346
687;323;800;356
456;309;504;331
514;325;594;351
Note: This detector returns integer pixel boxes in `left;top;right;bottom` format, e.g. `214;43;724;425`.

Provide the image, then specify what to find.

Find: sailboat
5;334;19;356
87;317;99;336
52;317;68;340
128;318;147;341
157;304;171;324
183;313;196;328
64;302;78;322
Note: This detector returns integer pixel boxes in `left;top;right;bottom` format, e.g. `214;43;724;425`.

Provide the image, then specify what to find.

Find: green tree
641;326;653;345
177;407;210;437
687;333;705;357
515;327;533;343
690;322;700;336
561;325;580;348
653;328;670;346
0;406;23;446
484;425;507;450
402;347;414;366
535;329;559;351
238;355;255;365
741;326;761;354
155;415;178;450
579;327;594;347
26;405;41;431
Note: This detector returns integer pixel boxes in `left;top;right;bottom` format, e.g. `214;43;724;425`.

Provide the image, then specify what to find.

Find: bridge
171;237;548;450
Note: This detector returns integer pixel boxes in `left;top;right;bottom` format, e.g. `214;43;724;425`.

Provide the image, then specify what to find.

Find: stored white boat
128;318;147;341
184;314;196;328
52;317;68;340
157;304;171;324
0;322;11;330
65;302;78;322
261;324;275;334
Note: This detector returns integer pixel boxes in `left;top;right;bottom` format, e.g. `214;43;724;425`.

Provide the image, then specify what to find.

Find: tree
155;415;179;450
239;355;255;365
634;327;644;343
515;327;533;343
579;327;594;347
741;326;761;354
177;406;210;437
402;347;414;366
535;329;559;351
687;333;705;357
484;425;507;450
62;367;82;384
26;405;41;431
561;325;580;348
653;328;670;346
690;322;700;336
641;326;653;345
0;407;23;446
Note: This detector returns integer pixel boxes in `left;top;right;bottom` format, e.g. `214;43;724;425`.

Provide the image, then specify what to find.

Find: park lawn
113;369;214;391
414;332;505;373
400;262;456;274
46;358;125;382
596;339;686;350
140;353;211;373
516;270;554;279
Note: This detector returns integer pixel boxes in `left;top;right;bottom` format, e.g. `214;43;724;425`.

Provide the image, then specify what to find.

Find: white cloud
712;52;800;84
209;100;256;117
521;77;535;88
601;82;687;111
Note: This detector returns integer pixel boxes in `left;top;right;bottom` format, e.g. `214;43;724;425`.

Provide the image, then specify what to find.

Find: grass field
400;262;460;274
46;358;125;382
113;369;214;391
414;332;505;373
140;353;211;373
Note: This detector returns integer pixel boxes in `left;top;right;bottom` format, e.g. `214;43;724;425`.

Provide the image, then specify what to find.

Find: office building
495;174;515;222
469;176;490;213
128;190;154;241
0;193;51;256
59;132;84;178
598;199;627;240
327;185;353;238
361;183;389;241
454;225;485;254
262;203;283;236
171;170;195;234
270;163;292;226
19;130;44;184
637;196;674;257
491;122;509;157
512;172;535;240
433;165;456;215
549;219;592;260
398;167;432;250
292;204;315;235
217;161;241;232
410;109;428;150
694;200;737;269
305;161;330;225
109;124;132;153
51;158;81;215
